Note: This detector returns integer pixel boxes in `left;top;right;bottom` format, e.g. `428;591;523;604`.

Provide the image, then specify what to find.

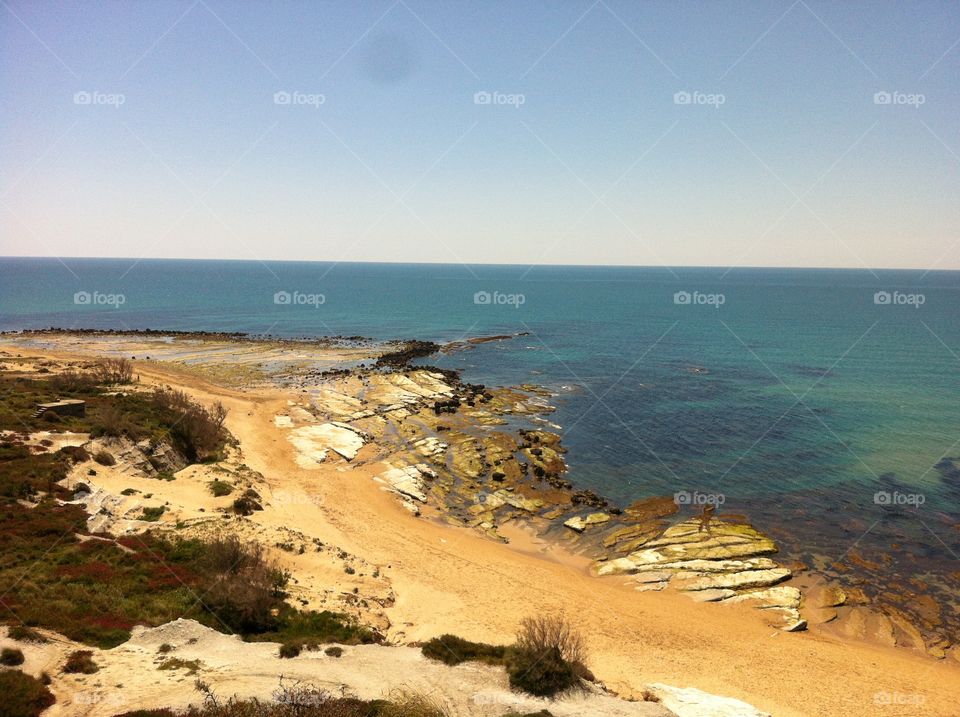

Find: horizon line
1;255;958;273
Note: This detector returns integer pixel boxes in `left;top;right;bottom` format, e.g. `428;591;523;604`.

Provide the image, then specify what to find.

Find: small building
34;399;86;419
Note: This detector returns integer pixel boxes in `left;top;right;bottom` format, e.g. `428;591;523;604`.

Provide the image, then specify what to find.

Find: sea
1;257;958;624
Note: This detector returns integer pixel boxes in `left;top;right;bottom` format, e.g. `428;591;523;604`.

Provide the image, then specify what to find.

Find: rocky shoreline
4;329;955;659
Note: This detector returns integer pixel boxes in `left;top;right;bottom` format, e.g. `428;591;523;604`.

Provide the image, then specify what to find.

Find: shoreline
1;331;959;715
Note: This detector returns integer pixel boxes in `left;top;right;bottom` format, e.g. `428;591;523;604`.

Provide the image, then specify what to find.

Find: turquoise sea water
1;257;958;604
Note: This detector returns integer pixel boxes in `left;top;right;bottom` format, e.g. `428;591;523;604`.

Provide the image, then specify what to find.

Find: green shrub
209;480;232;497
506;646;577;697
141;506;166;522
63;649;99;674
324;646;343;658
0;670;56;717
60;445;90;463
278;641;301;659
1;646;25;665
93;450;116;466
8;625;48;643
421;634;507;666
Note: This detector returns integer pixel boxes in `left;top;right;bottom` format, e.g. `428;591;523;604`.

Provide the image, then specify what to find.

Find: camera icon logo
873;491;891;505
874;291;891;305
674;291;691;305
673;91;692;105
274;91;291;105
74;291;92;305
274;291;292;305
74;91;92;105
473;91;492;105
873;91;892;105
673;490;692;505
474;290;492;305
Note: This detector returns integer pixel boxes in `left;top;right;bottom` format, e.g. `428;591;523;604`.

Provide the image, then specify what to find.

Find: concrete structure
34;399;86;419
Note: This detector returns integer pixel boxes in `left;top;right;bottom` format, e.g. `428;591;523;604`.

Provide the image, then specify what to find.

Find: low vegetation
0;368;367;649
421;615;588;698
420;634;507;666
63;649;99;673
1;646;25;665
209;480;233;497
0;670;56;717
8;625;48;643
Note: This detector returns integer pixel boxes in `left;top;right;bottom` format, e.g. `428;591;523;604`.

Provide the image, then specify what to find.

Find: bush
49;369;98;393
63;649;99;674
1;646;25;665
60;445;90;464
515;614;586;667
232;496;262;515
324;646;343;658
278;641;301;659
505;615;588;698
93;450;116;466
152;388;228;462
8;625;48;643
421;634;507;666
141;506;166;522
93;357;133;385
506;646;577;698
0;670;56;717
200;537;288;635
209;480;232;497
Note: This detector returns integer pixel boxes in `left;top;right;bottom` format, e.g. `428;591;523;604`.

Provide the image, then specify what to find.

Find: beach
1;331;958;717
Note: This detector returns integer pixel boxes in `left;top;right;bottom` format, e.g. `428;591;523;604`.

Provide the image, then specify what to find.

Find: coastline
1;330;958;716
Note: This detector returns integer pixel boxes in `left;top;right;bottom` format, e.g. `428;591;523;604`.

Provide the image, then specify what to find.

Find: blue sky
2;0;958;269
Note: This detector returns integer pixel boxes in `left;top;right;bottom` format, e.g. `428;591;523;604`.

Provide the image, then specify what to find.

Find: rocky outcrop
596;519;803;630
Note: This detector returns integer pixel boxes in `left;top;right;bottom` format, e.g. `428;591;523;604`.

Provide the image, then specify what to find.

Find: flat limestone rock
721;586;801;610
672;568;792;592
493;490;543;512
288;423;365;464
686;588;736;603
646;684;771;717
596;557;636;575
565;516;587;532
637;558;778;573
635;570;673;584
585;512;611;526
636;581;667;592
378;465;431;502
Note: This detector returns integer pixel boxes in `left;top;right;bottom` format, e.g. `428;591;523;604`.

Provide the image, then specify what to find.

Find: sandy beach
1;333;958;717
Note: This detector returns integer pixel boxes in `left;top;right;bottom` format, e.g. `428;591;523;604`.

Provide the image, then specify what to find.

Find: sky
1;0;958;270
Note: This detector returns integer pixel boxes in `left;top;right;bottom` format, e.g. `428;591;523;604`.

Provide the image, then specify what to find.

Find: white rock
646;684;771;717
